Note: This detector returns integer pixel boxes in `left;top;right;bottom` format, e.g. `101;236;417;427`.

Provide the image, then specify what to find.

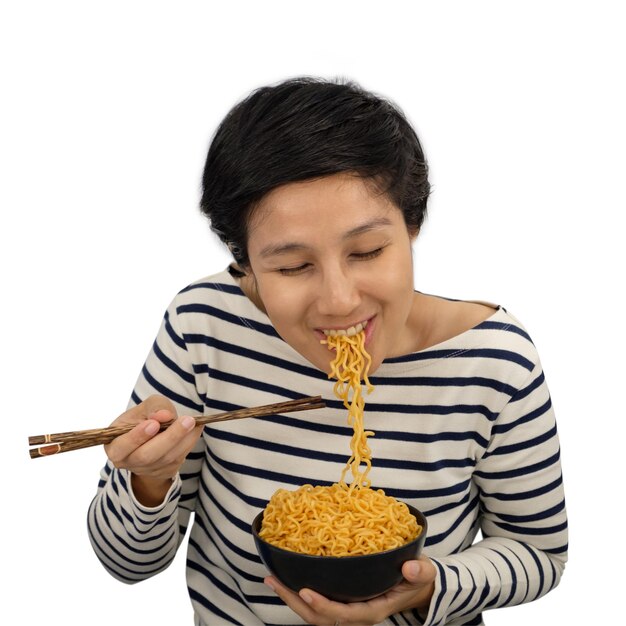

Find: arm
270;362;567;625
87;299;207;583
422;362;568;625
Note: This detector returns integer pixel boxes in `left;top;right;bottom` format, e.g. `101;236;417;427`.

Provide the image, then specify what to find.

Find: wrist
130;473;173;507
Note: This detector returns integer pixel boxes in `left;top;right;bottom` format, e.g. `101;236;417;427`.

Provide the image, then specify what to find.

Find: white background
1;1;624;624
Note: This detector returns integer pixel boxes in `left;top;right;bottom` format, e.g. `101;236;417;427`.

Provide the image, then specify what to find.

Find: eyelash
278;264;311;276
278;248;384;276
352;247;384;261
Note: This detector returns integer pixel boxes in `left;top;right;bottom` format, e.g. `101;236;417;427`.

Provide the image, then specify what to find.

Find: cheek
377;252;413;296
257;278;308;330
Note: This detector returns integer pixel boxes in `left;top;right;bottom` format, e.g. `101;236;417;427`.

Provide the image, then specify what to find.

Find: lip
362;316;375;346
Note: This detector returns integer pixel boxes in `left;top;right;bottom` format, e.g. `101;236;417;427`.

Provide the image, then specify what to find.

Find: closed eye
351;247;384;261
278;263;312;276
278;247;384;275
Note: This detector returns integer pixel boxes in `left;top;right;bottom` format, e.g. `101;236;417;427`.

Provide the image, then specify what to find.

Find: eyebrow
258;216;394;259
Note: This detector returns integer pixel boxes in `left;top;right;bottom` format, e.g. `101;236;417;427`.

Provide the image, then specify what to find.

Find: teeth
322;320;367;337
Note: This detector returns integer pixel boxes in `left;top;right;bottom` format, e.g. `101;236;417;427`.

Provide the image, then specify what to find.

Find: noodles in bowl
259;482;420;557
252;329;427;601
251;501;427;602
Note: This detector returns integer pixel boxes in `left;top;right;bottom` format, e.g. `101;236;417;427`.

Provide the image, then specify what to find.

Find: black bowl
251;504;427;603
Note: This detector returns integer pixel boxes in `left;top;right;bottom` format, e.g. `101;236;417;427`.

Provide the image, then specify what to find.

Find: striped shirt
87;269;568;625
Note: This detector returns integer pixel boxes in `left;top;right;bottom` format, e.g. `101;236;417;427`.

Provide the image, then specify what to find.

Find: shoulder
417;293;542;375
158;268;246;329
415;293;497;350
162;268;253;317
175;268;245;304
163;268;277;338
465;305;543;380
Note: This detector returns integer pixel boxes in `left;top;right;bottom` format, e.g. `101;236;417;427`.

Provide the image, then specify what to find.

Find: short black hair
200;77;430;267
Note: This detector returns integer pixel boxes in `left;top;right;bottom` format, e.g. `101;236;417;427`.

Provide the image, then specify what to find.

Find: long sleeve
87;297;206;582
420;361;568;625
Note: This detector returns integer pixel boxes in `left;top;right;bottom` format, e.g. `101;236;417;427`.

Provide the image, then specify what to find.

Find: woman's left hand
265;556;436;626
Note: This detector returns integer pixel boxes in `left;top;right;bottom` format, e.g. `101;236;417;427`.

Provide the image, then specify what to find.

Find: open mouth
321;320;369;338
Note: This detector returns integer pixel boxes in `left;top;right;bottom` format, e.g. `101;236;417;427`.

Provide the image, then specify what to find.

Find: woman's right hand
104;395;204;506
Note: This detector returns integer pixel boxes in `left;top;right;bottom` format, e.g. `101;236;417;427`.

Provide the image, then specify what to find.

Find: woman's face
246;173;419;374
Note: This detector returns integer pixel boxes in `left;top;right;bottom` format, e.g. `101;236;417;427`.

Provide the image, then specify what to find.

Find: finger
297;588;357;625
107;412;201;475
402;557;437;585
105;418;163;464
265;577;320;624
124;415;198;466
145;408;176;424
140;394;177;420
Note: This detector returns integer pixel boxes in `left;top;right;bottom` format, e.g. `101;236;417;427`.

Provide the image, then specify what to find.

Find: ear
239;268;267;314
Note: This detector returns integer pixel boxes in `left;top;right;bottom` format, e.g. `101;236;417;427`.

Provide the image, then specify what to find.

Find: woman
87;77;567;625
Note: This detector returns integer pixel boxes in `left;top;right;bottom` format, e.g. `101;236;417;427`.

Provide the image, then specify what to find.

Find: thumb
403;557;436;584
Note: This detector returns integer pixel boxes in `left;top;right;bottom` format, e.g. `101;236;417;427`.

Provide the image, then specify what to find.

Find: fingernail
265;580;275;592
144;420;160;436
407;562;420;578
181;416;195;430
300;591;313;605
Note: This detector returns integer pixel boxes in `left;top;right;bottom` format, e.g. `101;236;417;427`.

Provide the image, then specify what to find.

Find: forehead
248;173;400;236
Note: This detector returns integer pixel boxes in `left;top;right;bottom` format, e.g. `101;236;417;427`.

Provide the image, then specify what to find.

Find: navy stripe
495;548;518;606
474;450;561;480
205;449;268;509
194;508;260;566
430;560;448;625
493;519;568;536
178;302;280;338
426;487;473;517
427;494;480;546
198;470;254;535
141;365;205;412
203;366;318;402
180;281;244;296
546;543;568;554
513;370;545;402
184;334;327;380
485;424;557;457
476;320;532;343
207;425;478;473
153;340;195;384
480;475;563;501
163;310;186;349
384;348;535;372
445;562;477;624
492;398;552;435
490;499;566;524
368;374;516;396
188;532;264;586
111;472;178;534
188;586;241;625
91;502;176;574
519;543;545;600
362;402;497;420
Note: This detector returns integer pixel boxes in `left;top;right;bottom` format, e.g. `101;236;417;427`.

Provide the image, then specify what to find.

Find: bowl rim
251;503;427;562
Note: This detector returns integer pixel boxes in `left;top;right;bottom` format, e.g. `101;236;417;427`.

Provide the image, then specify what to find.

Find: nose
316;263;361;318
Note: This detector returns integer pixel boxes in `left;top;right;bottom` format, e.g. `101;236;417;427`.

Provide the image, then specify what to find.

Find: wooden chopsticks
28;395;325;459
